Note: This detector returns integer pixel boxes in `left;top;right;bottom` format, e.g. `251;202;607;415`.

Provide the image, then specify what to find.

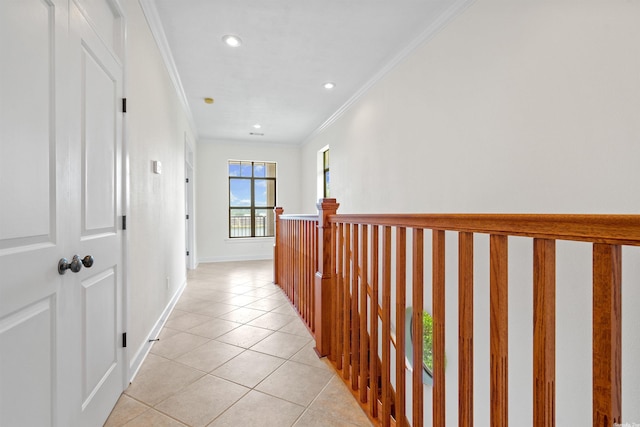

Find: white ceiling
146;0;471;144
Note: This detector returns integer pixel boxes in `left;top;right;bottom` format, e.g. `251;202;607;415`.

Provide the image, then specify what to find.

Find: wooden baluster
305;221;308;323
433;230;446;426
291;220;295;302
412;228;424;427
314;199;339;356
370;225;380;418
278;219;287;294
301;221;305;314
396;227;407;426
533;239;556;427
593;244;622;427
308;220;313;328
288;220;292;301
352;224;360;390
285;220;289;294
288;221;292;301
289;220;294;300
336;223;344;371
330;222;338;363
490;235;508;427
300;223;304;316
360;224;369;403
459;232;474;427
382;226;392;427
308;220;313;330
298;220;302;314
314;219;319;330
308;220;313;327
344;223;352;380
283;220;288;294
330;223;340;364
287;221;292;302
312;219;318;332
274;207;283;285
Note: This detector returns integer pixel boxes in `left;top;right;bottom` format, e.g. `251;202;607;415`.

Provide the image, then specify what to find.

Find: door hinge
186;251;190;256
186;214;189;220
186;178;189;183
122;215;127;230
122;332;127;348
122;98;127;113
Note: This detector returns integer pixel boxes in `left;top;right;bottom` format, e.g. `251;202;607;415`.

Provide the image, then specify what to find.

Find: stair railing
273;199;640;427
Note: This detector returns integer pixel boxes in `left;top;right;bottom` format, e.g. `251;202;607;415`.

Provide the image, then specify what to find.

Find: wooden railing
273;207;319;333
273;199;640;427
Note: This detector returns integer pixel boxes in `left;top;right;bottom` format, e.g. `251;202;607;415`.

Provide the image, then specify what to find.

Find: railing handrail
329;213;640;245
274;202;636;427
280;214;319;221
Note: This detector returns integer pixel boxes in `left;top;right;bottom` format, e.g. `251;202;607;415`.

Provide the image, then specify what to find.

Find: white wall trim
223;237;274;244
127;278;187;383
198;254;273;263
138;0;199;138
301;0;475;146
200;138;298;149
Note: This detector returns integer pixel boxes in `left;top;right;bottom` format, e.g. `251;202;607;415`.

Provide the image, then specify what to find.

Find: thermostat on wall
153;160;162;174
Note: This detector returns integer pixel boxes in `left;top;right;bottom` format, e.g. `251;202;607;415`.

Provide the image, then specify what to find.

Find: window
228;160;276;238
323;149;330;197
405;307;442;386
316;145;330;200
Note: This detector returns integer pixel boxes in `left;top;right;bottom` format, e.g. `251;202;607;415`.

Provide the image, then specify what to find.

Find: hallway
104;260;372;426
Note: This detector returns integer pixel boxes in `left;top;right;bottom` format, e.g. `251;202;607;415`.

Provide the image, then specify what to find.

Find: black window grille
228;161;276;238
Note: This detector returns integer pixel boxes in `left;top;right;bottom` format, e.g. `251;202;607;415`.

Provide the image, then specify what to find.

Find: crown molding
301;0;475;146
138;0;199;139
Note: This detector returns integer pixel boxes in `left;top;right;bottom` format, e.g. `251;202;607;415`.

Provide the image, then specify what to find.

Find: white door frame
185;135;196;270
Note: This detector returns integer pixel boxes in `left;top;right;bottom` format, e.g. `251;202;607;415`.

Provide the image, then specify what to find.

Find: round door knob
58;255;93;275
58;255;81;274
81;255;94;268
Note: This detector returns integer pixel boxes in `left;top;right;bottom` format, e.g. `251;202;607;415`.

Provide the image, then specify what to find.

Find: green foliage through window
422;311;433;374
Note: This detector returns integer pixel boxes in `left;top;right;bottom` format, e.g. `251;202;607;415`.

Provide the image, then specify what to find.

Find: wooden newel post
273;207;284;285
314;198;339;357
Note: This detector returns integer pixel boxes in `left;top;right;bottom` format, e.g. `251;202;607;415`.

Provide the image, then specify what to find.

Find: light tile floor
105;260;373;427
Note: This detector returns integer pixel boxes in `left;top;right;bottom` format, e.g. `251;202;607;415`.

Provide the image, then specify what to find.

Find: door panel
0;298;55;427
0;0;54;245
82;45;117;233
82;268;117;406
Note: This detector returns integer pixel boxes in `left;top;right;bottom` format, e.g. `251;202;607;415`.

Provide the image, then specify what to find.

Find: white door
0;1;125;426
0;1;67;425
65;2;125;425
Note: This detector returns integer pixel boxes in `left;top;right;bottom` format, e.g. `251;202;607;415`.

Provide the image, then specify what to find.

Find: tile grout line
112;261;370;426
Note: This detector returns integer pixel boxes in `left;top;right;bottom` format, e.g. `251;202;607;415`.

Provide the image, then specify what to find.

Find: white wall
196;139;301;263
301;0;640;425
123;0;196;377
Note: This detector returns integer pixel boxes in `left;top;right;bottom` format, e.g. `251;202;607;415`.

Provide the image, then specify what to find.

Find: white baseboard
127;278;187;383
198;254;273;263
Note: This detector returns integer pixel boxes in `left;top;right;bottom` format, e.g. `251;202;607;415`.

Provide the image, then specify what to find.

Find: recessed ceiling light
222;35;242;47
323;82;336;90
253;124;261;129
204;97;214;104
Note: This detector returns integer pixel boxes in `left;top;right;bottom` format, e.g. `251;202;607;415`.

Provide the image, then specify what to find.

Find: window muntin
228;160;276;238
